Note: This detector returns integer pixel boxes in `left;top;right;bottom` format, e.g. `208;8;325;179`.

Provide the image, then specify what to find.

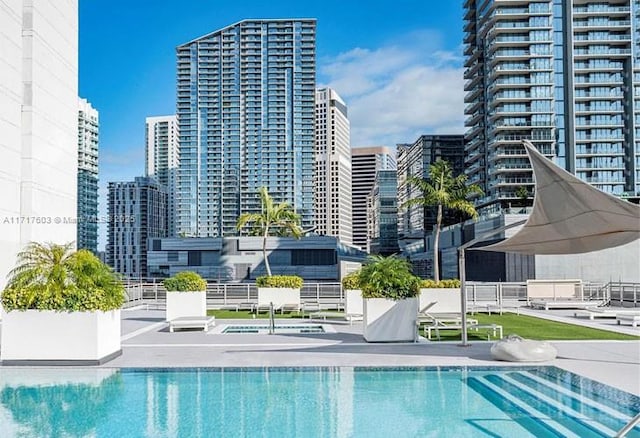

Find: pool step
467;371;640;438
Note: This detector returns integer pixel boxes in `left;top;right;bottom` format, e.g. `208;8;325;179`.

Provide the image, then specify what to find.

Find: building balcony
572;6;630;17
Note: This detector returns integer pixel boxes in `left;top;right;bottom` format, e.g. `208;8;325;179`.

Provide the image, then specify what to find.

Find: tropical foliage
256;275;303;289
402;159;483;282
341;271;361;290
1;242;124;311
163;271;207;292
236;187;303;276
358;255;421;300
419;279;461;289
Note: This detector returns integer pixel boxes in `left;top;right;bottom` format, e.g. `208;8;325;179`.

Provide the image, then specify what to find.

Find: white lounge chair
169;316;216;332
574;308;640;320
530;299;602;311
616;314;640;328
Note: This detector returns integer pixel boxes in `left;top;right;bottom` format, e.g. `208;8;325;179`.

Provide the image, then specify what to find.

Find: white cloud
318;32;465;148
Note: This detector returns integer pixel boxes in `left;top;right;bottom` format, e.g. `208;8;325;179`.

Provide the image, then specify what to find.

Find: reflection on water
0;369;122;437
0;367;635;437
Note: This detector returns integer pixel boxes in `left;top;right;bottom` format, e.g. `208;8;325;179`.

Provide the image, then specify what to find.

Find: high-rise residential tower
315;87;352;244
397;135;465;241
77;97;99;253
106;177;167;279
351;147;396;251
0;1;78;289
367;170;399;255
464;0;640;210
176;19;316;237
146;115;178;236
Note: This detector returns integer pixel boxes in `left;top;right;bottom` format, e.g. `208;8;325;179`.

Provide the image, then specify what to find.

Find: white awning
479;140;640;255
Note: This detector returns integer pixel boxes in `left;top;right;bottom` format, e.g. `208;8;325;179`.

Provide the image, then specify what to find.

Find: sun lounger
423;322;502;340
574;308;640;320
280;303;302;314
309;311;363;325
616;314;640;328
530;299;602;311
169;316;216;332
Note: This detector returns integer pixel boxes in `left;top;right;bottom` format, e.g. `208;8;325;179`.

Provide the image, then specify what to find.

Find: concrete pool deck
1;308;638;395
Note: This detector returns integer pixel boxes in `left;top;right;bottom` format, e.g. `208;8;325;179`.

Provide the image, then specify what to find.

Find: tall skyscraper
397;135;465;241
77;97;99;253
315;87;352;244
146;115;178;236
351;147;396;251
464;0;640;211
176;19;316;237
367;170;399;255
0;1;78;289
106;177;167;279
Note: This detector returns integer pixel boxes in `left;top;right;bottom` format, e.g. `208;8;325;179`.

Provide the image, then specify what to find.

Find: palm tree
6;241;76;291
402;159;483;282
235;187;303;276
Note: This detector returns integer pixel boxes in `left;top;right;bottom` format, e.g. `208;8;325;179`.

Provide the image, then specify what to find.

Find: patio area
43;307;635;395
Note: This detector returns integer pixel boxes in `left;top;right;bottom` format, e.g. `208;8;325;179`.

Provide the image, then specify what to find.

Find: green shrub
1;244;125;312
341;271;361;290
163;271;207;292
256;275;303;289
358;255;421;300
419;279;461;288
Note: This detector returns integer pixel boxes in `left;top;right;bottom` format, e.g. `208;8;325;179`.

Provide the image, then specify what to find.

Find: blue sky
79;0;464;249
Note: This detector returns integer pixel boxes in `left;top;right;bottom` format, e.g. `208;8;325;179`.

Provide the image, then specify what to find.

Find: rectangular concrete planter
257;288;300;308
419;288;461;314
363;297;418;342
345;289;363;315
166;291;206;321
0;309;121;365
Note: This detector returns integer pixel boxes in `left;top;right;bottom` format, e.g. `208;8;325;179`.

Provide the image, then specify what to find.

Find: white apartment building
314;87;352;245
146;115;178;236
0;0;78;289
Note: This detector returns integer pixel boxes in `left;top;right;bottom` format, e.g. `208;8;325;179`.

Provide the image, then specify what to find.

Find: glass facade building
176;19;316;237
77;97;99;253
396;135;465;240
464;0;640;210
367;170;399;255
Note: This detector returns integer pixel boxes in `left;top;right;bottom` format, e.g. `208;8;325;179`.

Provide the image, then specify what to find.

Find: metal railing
122;279;638;309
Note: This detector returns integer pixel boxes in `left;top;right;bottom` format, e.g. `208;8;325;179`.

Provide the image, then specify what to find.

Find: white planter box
363;297;418;342
345;289;363;315
0;310;121;365
419;288;461;314
257;288;301;308
166;291;206;321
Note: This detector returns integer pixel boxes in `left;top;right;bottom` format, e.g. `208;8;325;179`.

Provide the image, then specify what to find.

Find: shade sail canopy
479;140;640;255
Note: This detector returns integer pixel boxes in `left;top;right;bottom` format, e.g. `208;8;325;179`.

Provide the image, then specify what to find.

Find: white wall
536;240;640;283
0;0;78;290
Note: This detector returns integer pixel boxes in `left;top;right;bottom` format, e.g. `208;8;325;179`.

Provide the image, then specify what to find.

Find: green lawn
420;313;640;342
207;309;640;341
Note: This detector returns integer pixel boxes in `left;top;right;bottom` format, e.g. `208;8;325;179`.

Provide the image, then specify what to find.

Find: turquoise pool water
221;324;325;334
0;367;637;437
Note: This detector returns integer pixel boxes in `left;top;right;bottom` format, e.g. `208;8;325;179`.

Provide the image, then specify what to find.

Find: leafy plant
236;187;303;277
256;275;303;289
358;255;421;300
402;159;483;282
163;271;207;292
341;271;361;290
419;279;461;288
1;242;125;311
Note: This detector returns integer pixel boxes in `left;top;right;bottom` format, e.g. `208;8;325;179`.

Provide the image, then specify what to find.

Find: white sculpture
490;334;557;362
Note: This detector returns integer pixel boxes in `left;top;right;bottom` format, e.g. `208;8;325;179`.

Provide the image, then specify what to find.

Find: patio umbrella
480;140;640;255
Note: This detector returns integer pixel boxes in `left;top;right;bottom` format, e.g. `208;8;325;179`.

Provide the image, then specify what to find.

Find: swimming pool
0;367;637;437
216;323;330;334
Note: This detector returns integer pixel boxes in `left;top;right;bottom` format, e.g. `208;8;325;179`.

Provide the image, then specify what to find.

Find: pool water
0;367;638;437
221;324;326;334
